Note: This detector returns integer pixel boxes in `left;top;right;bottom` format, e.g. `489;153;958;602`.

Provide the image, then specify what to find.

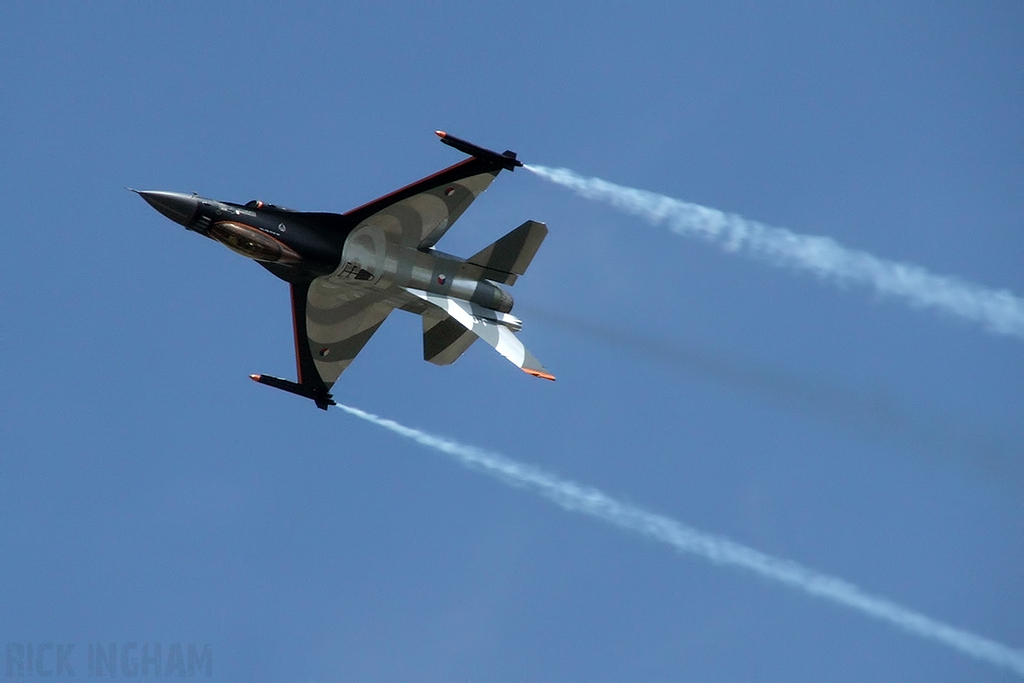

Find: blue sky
1;3;1022;681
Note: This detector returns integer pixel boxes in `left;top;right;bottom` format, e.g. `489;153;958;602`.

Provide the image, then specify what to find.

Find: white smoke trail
336;402;1024;677
525;164;1024;340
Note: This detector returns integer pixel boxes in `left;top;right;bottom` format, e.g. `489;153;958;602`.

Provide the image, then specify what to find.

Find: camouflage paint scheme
136;132;552;409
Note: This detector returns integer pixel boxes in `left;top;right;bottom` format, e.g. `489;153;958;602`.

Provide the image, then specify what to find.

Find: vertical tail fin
466;220;547;286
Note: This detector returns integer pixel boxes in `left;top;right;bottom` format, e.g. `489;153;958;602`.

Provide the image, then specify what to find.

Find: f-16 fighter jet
136;131;553;410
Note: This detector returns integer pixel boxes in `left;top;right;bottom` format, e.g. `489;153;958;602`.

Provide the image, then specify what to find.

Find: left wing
342;142;517;250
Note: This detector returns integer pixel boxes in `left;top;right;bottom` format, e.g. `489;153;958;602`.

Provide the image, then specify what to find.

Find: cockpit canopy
245;199;295;212
207;220;302;264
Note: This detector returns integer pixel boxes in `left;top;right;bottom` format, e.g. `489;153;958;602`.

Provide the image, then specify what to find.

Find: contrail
518;303;1024;491
525;164;1024;340
336;402;1024;677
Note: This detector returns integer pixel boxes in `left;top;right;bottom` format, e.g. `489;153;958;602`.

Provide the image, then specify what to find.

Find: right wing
300;276;395;390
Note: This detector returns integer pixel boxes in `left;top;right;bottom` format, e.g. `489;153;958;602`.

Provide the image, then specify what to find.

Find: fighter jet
136;131;553;410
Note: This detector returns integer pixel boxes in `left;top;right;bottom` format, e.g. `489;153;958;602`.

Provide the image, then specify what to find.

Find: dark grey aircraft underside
136;132;553;409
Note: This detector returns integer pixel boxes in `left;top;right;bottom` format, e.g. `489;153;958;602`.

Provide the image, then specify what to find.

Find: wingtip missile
250;373;336;410
435;130;523;171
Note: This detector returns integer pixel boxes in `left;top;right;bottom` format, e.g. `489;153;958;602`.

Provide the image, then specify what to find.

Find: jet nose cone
135;190;200;227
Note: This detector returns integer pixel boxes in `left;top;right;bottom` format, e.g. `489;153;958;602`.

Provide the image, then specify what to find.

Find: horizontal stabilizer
406;288;554;380
422;309;478;365
466;220;548;286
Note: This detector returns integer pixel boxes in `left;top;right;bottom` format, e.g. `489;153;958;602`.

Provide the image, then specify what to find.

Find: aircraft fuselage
136;190;513;313
135;131;551;410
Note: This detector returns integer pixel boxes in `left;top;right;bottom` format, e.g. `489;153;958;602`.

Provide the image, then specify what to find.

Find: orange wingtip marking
249;374;262;382
435;130;447;138
523;368;556;381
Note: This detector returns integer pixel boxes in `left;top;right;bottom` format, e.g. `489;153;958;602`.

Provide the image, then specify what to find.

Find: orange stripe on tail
523;368;556;381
